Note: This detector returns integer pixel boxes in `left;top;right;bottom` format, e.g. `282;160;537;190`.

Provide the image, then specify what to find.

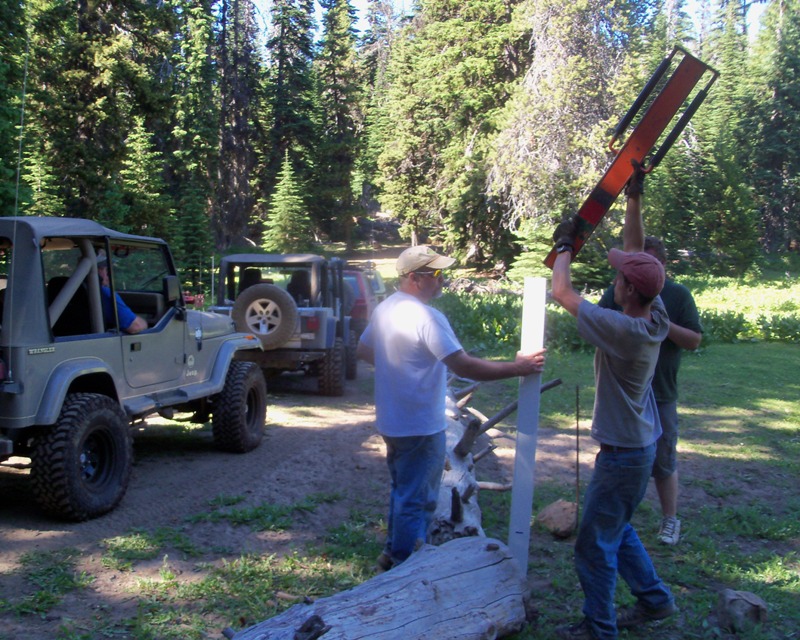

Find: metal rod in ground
575;385;580;526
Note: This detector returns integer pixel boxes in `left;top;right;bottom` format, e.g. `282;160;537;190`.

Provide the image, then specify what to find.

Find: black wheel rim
80;428;114;488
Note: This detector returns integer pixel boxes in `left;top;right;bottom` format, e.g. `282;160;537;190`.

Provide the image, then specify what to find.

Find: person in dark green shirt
598;237;702;545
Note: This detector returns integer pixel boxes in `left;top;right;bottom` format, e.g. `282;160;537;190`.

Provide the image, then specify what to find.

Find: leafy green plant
433;270;800;353
700;308;752;343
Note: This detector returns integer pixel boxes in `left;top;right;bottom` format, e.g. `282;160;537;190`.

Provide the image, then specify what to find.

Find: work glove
553;217;579;253
624;159;646;197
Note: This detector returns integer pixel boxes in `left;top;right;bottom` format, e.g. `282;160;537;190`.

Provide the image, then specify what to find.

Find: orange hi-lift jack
543;46;719;268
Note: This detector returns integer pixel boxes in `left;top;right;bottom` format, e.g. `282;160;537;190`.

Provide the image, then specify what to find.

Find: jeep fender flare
207;335;264;388
35;359;122;426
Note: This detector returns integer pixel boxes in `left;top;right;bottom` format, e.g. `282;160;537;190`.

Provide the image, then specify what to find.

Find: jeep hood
188;310;238;339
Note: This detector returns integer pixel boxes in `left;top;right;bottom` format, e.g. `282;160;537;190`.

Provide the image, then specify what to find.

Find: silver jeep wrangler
0;217;266;521
210;254;355;396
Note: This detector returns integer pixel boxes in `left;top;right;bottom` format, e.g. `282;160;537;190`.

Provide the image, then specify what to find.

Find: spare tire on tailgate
232;283;298;349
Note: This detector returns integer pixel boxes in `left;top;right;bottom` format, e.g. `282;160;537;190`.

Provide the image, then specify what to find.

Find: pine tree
118;116;175;239
262;152;316;253
489;0;658;279
170;0;217;290
747;0;800;253
314;0;362;246
24;139;64;218
374;28;432;246
0;0;25;214
629;0;702;270
689;0;758;273
353;0;399;215
214;0;261;250
359;0;397;91
22;0;175;221
376;0;539;261
262;0;317;205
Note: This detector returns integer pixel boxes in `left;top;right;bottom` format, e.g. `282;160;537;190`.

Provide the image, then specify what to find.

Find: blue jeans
575;443;674;639
382;431;446;564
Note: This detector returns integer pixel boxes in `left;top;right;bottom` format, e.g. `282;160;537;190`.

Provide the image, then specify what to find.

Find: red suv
344;268;379;337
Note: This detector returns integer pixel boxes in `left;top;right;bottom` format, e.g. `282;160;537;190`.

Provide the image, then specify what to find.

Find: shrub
432;291;522;353
757;313;800;343
433;282;799;354
433;291;593;354
699;310;752;344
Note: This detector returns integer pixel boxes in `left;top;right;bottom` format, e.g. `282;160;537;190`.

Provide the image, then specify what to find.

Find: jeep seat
287;270;311;305
239;268;261;295
47;276;92;337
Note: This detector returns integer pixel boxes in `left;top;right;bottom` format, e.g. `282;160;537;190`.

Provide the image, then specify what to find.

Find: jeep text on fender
0;217;266;521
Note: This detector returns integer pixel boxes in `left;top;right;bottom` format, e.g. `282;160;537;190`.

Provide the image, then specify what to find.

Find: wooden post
508;277;546;574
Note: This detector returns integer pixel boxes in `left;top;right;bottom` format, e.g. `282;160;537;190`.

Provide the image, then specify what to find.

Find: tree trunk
230;537;530;640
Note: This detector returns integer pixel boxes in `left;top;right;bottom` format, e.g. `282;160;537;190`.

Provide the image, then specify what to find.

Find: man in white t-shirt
357;245;546;570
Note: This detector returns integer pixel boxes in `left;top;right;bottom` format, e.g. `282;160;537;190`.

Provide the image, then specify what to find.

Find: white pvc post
508;277;546;574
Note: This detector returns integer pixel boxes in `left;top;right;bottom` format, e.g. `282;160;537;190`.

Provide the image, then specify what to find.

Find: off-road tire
345;328;357;380
319;337;345;397
232;283;298;349
30;393;133;521
212;361;267;453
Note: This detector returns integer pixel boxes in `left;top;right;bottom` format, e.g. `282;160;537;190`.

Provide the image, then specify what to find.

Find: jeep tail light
306;316;320;331
0;358;7;382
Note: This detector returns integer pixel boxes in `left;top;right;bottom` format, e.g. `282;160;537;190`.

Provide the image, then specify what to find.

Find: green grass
0;549;93;617
186;492;344;531
1;341;797;639
479;343;800;639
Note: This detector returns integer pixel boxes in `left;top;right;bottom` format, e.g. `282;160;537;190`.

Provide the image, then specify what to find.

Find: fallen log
229;537;530;640
454;379;562;457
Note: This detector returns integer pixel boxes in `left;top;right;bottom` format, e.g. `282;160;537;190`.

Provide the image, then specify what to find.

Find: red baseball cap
608;248;665;298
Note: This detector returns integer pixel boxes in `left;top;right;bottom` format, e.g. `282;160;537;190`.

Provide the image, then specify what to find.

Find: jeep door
111;243;186;389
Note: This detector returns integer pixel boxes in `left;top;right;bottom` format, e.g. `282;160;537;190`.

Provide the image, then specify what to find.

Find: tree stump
428;397;488;544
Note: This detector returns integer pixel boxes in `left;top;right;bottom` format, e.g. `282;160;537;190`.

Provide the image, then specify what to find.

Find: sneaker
555;618;598;639
658;516;681;545
616;601;679;629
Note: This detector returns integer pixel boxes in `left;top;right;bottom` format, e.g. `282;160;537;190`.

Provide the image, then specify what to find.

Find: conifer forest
0;0;797;286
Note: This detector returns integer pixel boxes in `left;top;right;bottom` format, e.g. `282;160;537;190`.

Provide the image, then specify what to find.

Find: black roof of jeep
219;254;328;268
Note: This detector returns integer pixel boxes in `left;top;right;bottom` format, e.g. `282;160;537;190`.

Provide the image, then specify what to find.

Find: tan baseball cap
396;245;456;275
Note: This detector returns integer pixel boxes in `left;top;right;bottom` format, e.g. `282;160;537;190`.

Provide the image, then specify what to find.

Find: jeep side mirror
163;275;180;304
